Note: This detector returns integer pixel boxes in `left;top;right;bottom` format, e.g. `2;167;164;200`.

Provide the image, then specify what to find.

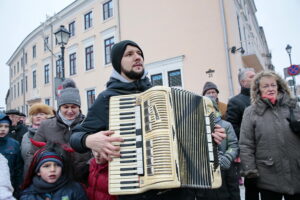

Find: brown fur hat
29;103;54;116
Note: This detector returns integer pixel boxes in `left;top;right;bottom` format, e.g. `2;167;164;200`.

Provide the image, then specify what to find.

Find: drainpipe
22;48;26;114
116;0;121;41
219;0;234;97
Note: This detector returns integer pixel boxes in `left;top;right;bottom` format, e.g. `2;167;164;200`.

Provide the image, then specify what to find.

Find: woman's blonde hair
251;70;292;103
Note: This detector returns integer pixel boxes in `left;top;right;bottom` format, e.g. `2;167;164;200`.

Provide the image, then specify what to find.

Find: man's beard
122;68;144;80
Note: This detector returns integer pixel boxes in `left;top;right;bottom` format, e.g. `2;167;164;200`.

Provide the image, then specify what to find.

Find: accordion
108;86;221;195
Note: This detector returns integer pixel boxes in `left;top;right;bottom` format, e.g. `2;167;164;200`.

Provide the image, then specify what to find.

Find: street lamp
285;44;297;96
54;25;70;78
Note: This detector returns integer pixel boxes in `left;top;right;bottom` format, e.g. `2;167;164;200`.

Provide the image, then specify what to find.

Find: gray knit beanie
202;81;219;95
57;79;81;108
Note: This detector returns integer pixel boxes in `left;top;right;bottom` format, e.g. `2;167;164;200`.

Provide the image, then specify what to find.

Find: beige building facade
6;0;272;115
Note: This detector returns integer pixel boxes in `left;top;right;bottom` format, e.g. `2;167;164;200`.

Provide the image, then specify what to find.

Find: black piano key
120;127;134;131
120;155;136;159
120;167;137;171
120;116;135;120
120;172;137;176
120;105;135;109
136;141;142;148
120;102;135;105
121;186;139;190
120;143;136;147
120;160;137;164
124;138;136;142
120;131;135;135
136;129;142;136
121;150;136;154
119;98;136;101
120;123;135;127
120;112;135;115
120;181;139;184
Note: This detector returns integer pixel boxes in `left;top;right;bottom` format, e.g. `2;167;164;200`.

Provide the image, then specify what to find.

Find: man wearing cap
70;40;226;199
6;109;28;143
202;81;227;119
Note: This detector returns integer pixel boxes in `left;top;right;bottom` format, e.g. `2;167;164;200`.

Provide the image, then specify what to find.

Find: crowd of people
0;40;299;200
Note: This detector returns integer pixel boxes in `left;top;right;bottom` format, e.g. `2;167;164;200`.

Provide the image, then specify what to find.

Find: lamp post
286;44;297;96
54;25;70;78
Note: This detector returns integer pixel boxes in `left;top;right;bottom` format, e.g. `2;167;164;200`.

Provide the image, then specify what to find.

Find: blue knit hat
35;151;63;172
0;113;12;125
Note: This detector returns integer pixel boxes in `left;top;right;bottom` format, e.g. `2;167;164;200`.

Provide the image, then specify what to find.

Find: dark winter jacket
21;127;37;176
240;93;300;195
86;159;117;200
0;136;23;197
20;176;87;200
8;122;28;143
226;87;250;139
31;113;91;184
70;70;152;153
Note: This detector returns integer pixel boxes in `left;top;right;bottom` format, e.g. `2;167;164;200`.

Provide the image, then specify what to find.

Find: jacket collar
241;87;250;96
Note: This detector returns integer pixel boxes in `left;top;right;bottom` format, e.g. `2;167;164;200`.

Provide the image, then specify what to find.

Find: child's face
37;161;62;183
92;150;107;164
0;123;10;137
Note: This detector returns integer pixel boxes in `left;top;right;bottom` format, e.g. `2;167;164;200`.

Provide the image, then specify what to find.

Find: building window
103;0;113;20
14;85;16;99
56;58;64;78
87;89;95;108
33;70;37;88
25;76;28;92
25;52;27;64
151;73;163;86
14;65;16;75
104;37;114;64
17;62;19;73
45;98;50;105
85;45;94;70
168;70;182;87
21;79;24;94
32;45;36;58
44;36;49;51
17;82;20;97
69;21;75;37
84;11;93;29
69;53;76;75
44;64;50;84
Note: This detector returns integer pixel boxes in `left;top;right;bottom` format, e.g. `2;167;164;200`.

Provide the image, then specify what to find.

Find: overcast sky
0;0;299;110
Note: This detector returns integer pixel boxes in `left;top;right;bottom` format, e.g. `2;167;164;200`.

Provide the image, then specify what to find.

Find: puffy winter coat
0;136;23;196
240;93;300;194
20;180;87;200
86;159;117;200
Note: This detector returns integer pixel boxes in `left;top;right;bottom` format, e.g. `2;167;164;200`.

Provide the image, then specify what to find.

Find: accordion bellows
108;86;221;195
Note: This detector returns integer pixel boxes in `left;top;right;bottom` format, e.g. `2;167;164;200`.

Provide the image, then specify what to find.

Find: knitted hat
5;109;20;115
110;40;144;73
202;81;219;95
29;103;54;116
35;151;63;173
57;79;81;108
0;113;11;125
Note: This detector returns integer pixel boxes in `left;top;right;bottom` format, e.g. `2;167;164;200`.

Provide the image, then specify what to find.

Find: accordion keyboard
109;90;180;195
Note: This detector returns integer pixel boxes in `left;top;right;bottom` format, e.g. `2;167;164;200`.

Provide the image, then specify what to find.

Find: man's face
204;89;218;101
120;45;144;81
241;71;256;88
8;114;20;126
